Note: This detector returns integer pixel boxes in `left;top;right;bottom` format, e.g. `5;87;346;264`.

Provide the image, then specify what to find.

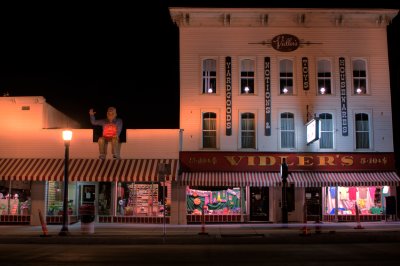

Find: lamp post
59;130;72;236
281;158;289;224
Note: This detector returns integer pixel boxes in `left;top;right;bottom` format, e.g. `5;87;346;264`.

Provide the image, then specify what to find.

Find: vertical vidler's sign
264;57;271;136
226;57;232;136
339;57;348;136
302;57;309;90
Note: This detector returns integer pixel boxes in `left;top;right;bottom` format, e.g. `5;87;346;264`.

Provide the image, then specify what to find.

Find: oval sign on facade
271;34;300;52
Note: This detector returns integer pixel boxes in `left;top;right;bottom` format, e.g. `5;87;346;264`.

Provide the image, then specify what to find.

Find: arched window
319;113;333;149
279;59;293;95
240;59;255;94
355;113;370;149
317;60;332;95
202;112;217;148
352;59;367;95
241;112;255;148
202;59;217;94
280;112;295;148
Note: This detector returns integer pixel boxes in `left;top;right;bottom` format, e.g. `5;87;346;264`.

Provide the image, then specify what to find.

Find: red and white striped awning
181;172;281;187
288;172;400;187
181;171;400;187
0;158;179;182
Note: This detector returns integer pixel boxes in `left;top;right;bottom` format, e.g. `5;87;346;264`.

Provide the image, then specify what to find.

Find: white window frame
239;111;257;149
201;111;218;150
353;110;373;150
352;58;369;95
279;111;296;150
239;58;256;95
201;58;217;94
279;58;294;95
318;112;335;150
316;58;333;95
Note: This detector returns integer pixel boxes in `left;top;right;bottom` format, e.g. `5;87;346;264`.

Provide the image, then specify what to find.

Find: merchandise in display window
47;181;76;216
325;186;390;215
98;182;111;215
0;180;31;215
117;182;170;217
187;187;242;215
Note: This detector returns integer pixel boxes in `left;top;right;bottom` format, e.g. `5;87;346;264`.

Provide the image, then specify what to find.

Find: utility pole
281;158;289;224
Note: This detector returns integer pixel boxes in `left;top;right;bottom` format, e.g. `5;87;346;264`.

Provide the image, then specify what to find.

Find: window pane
280;59;293;95
355;113;369;149
353;59;367;94
240;59;255;94
202;112;217;148
319;113;333;149
202;59;217;94
241;113;255;148
280;112;295;148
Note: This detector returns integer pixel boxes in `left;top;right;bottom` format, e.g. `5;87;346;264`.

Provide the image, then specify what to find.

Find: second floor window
319;113;333;149
317;60;332;95
202;112;217;148
202;59;217;94
241;113;255;149
353;59;367;95
281;112;295;148
240;59;255;94
355;113;370;149
279;59;293;95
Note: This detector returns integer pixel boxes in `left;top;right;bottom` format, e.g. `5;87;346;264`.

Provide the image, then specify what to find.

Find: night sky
0;1;399;131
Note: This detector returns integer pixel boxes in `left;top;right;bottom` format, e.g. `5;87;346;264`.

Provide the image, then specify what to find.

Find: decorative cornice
169;8;399;28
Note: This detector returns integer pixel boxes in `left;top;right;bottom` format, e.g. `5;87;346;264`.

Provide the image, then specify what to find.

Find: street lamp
59;130;72;236
280;158;289;224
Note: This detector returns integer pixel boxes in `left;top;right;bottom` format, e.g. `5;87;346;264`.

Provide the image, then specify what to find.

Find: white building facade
0;96;181;226
170;8;400;223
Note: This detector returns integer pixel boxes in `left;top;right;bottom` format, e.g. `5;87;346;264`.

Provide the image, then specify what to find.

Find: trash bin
79;204;95;234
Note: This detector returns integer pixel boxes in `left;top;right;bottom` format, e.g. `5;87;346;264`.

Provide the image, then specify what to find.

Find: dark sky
0;1;399;130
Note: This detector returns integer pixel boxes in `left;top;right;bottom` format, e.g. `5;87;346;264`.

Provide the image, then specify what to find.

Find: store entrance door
305;187;322;222
78;183;97;214
249;187;269;221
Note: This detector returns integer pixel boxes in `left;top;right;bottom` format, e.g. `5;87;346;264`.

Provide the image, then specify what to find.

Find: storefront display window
117;182;170;217
47;181;76;216
187;187;242;215
98;182;112;215
325;186;390;215
0;180;31;215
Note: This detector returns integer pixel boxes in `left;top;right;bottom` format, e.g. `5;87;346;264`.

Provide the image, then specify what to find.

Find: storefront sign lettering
271;34;300;52
180;152;395;172
264;57;271;136
339;57;348;136
302;57;309;90
226;57;232;136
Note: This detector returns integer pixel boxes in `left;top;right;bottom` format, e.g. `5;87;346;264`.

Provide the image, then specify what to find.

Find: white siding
175;8;397;152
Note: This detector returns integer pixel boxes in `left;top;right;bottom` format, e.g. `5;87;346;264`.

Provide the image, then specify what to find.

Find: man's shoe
99;155;106;160
113;155;121;160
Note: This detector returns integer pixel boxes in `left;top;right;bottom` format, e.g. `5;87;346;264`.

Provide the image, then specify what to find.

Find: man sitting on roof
89;107;123;160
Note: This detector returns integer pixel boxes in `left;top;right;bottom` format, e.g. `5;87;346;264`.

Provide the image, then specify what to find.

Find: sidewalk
1;221;400;245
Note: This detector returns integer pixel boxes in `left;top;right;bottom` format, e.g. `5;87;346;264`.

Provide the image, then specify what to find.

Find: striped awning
288;172;400;187
181;172;281;187
180;171;400;187
0;158;179;182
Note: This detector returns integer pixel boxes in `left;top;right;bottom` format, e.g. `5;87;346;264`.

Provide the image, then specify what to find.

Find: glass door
249;187;269;221
78;183;98;215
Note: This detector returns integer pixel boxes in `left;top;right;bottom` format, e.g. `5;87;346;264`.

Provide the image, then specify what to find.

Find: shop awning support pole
281;158;289;225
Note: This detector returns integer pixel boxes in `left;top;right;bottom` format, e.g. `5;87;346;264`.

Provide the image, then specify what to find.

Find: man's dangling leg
98;137;107;159
111;137;120;159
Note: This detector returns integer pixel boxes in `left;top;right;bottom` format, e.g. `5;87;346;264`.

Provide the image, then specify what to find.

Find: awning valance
181;172;281;187
181;171;400;187
288;172;400;187
0;158;179;182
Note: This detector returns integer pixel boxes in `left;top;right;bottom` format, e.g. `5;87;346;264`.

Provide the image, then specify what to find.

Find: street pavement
1;220;400;245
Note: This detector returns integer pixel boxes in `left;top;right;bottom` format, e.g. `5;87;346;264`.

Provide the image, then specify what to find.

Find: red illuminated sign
180;152;395;172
